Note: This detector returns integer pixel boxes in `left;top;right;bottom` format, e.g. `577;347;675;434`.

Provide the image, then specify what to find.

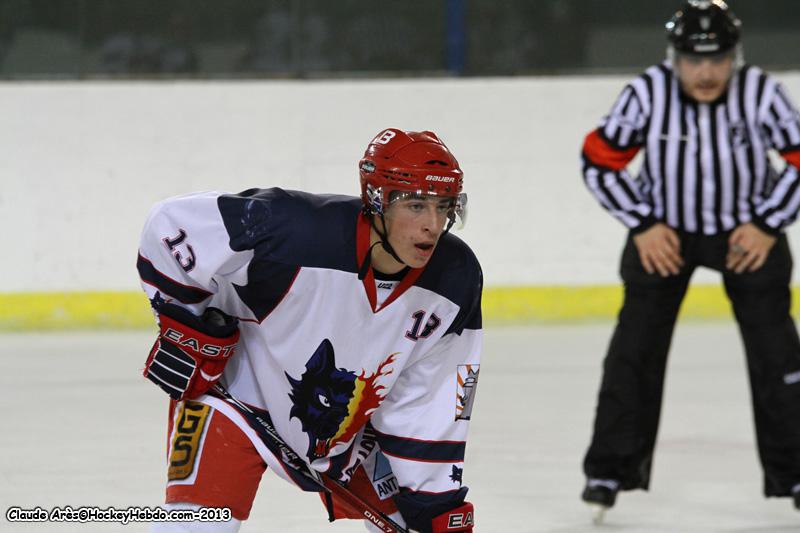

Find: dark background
0;0;797;79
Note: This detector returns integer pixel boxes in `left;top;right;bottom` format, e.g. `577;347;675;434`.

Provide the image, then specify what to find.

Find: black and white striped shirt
582;62;800;235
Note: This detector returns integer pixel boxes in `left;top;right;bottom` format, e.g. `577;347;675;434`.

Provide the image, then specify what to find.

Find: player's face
675;52;735;103
383;195;453;269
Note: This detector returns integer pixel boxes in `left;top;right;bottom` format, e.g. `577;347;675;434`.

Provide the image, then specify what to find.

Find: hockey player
580;0;800;523
138;128;481;532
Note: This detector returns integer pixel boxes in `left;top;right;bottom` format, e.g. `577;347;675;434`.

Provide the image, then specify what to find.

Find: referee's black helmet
666;0;741;55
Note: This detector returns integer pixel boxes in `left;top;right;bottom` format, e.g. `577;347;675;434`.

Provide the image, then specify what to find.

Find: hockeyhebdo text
5;505;232;524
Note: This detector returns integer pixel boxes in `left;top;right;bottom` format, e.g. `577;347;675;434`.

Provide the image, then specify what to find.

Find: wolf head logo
286;339;398;460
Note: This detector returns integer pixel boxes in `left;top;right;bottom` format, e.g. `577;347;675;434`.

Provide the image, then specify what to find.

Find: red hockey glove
144;299;239;401
431;502;474;532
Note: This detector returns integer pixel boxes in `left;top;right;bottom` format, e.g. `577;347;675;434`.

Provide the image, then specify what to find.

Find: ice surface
2;322;797;532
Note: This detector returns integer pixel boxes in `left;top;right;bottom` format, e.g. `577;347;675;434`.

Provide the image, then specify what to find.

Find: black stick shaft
210;384;408;533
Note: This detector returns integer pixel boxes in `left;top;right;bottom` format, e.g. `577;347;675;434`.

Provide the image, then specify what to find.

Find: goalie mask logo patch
455;364;480;421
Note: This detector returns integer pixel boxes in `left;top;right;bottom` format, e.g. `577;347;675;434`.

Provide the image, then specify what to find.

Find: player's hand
632;223;684;277
726;222;777;274
144;296;240;401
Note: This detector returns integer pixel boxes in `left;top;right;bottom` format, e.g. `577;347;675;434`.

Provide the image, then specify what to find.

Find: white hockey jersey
137;188;483;512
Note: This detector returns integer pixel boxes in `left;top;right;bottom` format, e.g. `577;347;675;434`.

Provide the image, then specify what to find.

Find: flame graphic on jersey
314;352;398;457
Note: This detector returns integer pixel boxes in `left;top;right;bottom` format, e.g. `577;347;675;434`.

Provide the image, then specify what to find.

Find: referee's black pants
583;231;800;497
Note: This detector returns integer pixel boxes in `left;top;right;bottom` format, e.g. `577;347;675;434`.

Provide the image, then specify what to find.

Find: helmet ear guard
363;182;384;215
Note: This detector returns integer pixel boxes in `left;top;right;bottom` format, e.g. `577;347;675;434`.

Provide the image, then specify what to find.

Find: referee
580;0;800;520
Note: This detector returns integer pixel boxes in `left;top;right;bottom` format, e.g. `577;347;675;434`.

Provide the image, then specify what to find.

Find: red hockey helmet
359;128;467;228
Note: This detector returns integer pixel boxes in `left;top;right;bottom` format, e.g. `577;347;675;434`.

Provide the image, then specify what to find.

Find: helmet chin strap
358;207;457;281
358;210;406;281
375;212;405;265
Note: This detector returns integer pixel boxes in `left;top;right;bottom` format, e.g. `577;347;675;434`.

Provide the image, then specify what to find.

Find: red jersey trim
356;213;423;313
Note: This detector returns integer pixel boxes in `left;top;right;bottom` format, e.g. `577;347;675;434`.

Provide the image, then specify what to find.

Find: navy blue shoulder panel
415;233;483;335
218;188;361;321
218;188;361;272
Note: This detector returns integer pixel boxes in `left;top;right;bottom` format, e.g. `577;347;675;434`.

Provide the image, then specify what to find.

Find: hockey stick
210;384;408;533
